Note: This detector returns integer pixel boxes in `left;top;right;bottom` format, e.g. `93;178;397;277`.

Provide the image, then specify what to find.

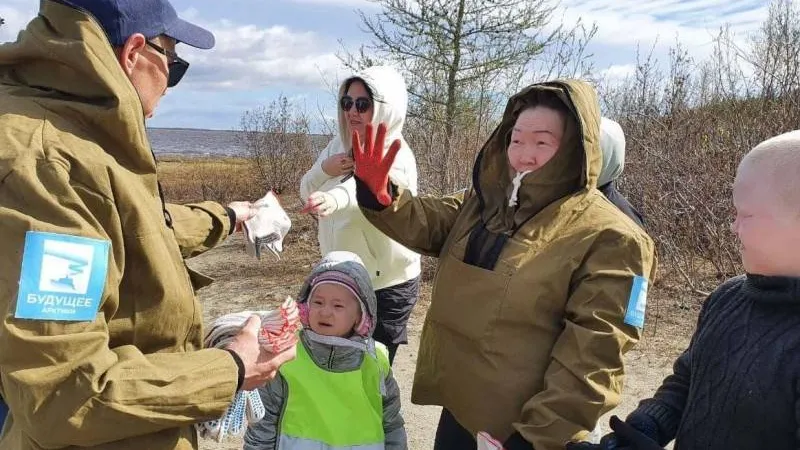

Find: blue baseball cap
60;0;215;49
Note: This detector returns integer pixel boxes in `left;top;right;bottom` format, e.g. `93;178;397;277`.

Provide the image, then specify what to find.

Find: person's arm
352;123;464;256
0;160;241;447
299;140;336;200
165;201;231;258
620;351;690;446
623;287;723;446
382;367;408;450
507;230;657;450
356;179;466;257
568;287;719;450
243;375;287;450
301;138;362;216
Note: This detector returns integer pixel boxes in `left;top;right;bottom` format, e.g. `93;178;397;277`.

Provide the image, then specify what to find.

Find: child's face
308;284;362;337
732;162;800;276
506;106;565;174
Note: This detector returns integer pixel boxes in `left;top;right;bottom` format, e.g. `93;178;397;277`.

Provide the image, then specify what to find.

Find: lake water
148;128;331;157
148;128;245;157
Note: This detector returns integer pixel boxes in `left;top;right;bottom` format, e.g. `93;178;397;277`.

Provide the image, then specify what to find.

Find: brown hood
0;0;156;175
472;80;602;232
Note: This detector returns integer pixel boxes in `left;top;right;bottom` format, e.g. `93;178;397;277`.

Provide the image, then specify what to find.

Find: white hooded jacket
300;66;421;290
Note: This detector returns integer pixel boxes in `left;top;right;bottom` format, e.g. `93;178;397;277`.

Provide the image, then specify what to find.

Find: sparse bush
238;95;318;194
600;0;800;294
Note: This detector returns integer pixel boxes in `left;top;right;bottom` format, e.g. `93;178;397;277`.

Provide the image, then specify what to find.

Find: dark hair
343;77;375;101
518;89;571;118
504;90;571;147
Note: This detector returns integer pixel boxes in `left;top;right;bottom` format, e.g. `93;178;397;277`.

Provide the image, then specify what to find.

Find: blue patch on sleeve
624;275;648;328
15;231;110;322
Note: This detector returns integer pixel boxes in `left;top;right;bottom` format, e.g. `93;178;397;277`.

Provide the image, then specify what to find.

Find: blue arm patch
15;231;110;322
623;275;648;328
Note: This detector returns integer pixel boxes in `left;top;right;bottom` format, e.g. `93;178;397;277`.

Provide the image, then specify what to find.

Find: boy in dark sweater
567;130;800;450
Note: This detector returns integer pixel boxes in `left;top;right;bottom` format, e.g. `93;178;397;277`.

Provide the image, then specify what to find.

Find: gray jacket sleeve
383;367;408;450
243;374;287;450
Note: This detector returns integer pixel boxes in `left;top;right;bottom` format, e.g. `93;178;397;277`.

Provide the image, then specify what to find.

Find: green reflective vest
278;340;390;449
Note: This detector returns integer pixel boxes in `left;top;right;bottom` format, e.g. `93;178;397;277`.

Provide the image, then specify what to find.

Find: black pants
372;276;420;365
434;409;533;450
434;409;477;450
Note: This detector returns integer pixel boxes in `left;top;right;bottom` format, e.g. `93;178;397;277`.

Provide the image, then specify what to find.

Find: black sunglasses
340;95;372;114
146;41;189;88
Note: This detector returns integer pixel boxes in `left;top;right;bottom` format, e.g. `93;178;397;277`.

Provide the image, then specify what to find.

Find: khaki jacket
361;80;657;449
0;1;239;448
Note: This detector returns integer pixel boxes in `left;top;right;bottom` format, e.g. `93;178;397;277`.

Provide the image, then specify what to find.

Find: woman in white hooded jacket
300;65;421;364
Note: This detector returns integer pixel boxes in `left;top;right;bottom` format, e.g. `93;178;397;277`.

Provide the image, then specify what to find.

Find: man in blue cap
0;1;296;448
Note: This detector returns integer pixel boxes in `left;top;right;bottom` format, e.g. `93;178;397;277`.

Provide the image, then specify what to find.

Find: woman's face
506;106;565;173
342;80;374;142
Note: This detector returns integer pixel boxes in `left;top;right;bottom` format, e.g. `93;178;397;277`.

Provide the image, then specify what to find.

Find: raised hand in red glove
352;122;402;206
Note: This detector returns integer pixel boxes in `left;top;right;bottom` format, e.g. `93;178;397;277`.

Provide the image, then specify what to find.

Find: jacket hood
471;79;602;232
337;65;409;154
598;117;626;187
297;251;377;337
0;0;156;174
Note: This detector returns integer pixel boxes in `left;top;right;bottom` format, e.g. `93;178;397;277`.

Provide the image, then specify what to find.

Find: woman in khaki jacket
350;80;657;450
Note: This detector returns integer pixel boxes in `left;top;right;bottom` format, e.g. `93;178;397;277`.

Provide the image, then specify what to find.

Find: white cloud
283;0;377;8
559;0;768;60
1;5;347;92
599;64;636;83
0;2;36;43
178;18;348;91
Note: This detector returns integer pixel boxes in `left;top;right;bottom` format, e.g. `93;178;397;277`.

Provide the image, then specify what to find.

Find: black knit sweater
627;274;800;449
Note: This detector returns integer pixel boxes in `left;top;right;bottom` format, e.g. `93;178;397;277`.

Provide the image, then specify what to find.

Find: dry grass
157;156;264;204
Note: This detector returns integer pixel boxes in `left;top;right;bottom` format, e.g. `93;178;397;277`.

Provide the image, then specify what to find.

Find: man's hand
225;316;297;391
321;152;354;177
227;201;256;232
352;123;401;206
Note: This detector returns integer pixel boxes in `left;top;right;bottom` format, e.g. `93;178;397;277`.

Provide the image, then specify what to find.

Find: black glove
565;441;603;450
608;416;664;450
565;416;663;450
565;433;619;450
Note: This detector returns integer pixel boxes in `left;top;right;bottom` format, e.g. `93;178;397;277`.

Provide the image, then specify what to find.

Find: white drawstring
508;170;531;207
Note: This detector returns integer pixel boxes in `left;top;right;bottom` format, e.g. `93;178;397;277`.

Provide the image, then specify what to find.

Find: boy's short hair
740;131;800;217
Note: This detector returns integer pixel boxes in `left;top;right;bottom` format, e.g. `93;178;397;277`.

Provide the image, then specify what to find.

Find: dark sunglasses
340;95;372;113
146;41;189;88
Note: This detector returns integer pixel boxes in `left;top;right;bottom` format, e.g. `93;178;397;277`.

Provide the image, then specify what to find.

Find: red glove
352;122;402;206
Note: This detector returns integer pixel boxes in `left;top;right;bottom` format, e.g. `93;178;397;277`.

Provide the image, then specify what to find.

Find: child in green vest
243;251;407;450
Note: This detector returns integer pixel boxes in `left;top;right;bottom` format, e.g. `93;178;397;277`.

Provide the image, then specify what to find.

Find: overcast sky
1;0;768;131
